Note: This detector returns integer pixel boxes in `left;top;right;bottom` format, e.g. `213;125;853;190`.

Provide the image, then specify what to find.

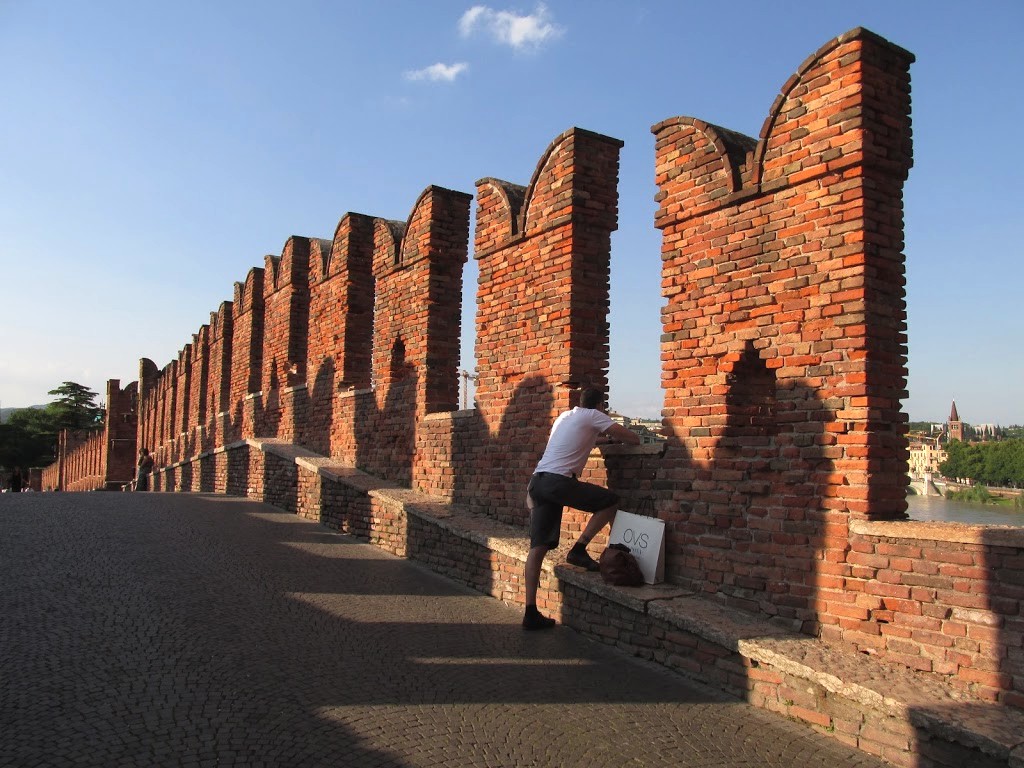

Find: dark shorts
527;472;619;549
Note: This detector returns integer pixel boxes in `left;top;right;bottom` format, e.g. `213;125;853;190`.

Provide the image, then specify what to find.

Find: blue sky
1;1;1021;425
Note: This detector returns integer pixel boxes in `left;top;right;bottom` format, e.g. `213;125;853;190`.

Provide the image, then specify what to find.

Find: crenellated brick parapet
305;215;375;456
229;267;265;440
370;187;472;416
42;379;137;491
156;359;177;466
188;325;210;452
652;27;914;632
103;378;138;486
205;303;233;450
474;128;623;425
173;343;192;458
261;237;311;401
358;186;472;484
466;127;625;524
137;357;159;456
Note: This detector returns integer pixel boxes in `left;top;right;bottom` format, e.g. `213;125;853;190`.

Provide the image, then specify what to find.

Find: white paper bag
608;510;665;584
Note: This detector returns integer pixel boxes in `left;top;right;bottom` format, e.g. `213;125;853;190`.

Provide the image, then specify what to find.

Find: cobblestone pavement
0;492;890;768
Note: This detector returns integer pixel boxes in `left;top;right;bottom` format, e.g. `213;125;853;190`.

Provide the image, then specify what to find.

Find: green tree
1002;440;1024;488
0;408;59;470
0;382;105;475
980;443;1008;487
939;440;969;480
46;382;105;431
940;438;1024;489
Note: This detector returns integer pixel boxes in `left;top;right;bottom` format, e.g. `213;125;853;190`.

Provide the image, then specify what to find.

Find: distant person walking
523;387;640;630
136;448;154;492
8;467;24;493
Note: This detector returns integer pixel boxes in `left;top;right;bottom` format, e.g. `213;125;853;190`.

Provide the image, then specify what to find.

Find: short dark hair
580;388;605;409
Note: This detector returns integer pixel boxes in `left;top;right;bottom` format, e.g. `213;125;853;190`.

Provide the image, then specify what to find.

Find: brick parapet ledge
557;551;1024;767
292;436;1024;765
852;519;1024;548
843;518;1024;709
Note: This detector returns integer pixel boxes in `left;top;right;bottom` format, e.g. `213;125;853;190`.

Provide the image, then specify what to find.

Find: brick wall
843;521;1024;707
357;186;472;485
44;379;137;491
104;378;138;486
652;28;915;633
60;429;104;491
138;358;159;459
99;27;1024;704
467;128;625;525
189;324;209;451
306;215;375;456
230;267;265;440
205;303;233;451
174;343;191;448
260;237;311;440
40;462;58;492
157;360;176;465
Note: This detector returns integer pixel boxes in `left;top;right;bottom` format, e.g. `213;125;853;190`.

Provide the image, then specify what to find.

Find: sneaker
522;611;556;631
566;547;600;572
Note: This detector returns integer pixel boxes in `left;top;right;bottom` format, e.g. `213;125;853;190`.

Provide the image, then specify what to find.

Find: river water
906;494;1024;527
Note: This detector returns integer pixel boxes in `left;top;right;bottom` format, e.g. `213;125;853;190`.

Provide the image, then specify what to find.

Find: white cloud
403;62;470;82
458;3;564;51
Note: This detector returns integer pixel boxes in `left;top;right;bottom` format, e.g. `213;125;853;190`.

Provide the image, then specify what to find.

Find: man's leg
566;503;617;571
525;545;548;607
523;545;556;630
576;505;617;546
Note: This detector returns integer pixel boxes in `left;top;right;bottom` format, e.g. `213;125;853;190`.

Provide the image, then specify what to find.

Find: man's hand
604;423;641;446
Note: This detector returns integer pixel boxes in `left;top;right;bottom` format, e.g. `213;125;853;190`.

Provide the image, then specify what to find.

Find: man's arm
602;422;641;445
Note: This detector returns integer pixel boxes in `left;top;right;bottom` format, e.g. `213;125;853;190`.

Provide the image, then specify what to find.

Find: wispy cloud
403;62;470;82
458;3;564;51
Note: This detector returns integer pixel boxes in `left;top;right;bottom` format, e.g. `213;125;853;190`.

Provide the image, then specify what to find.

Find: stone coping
245;437;319;462
421;409;481;422
852;518;1024;547
337;387;373;399
153;440;247;472
555;565;1024;762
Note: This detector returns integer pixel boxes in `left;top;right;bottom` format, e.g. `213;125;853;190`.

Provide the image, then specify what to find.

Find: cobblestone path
0;492;888;767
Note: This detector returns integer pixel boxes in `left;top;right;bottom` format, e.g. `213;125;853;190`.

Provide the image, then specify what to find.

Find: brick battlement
45;27;1023;766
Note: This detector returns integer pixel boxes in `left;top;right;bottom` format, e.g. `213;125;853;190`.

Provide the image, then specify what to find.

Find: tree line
0;382;105;474
939;439;1024;489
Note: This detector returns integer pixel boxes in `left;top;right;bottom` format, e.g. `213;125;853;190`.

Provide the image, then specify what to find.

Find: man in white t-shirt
523;387;640;630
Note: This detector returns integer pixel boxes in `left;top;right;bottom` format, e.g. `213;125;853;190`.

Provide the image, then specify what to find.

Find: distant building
609;413;667;444
975;423;998;440
908;441;947;480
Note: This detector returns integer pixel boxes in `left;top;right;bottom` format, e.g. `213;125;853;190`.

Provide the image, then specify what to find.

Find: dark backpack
599;543;644;586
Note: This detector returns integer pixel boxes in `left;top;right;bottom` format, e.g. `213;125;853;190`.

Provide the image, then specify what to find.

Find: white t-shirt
534;407;614;477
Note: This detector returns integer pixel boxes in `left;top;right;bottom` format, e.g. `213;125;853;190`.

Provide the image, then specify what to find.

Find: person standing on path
523;387;640;630
136;448;154;491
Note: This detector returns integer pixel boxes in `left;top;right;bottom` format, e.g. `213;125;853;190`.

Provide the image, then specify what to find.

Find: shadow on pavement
0;492;888;768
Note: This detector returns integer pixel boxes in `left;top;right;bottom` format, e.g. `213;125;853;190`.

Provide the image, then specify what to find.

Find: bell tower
948;400;964;443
